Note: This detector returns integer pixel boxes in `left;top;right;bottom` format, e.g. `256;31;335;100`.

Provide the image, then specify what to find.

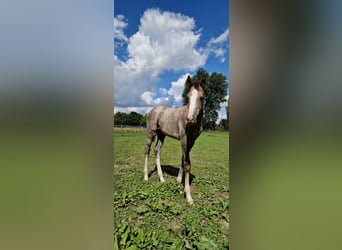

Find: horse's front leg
177;137;186;183
183;150;193;205
176;162;183;183
180;139;193;204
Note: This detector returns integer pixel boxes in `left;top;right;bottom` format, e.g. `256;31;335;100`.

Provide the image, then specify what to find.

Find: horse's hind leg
144;132;156;181
176;164;183;183
155;132;165;183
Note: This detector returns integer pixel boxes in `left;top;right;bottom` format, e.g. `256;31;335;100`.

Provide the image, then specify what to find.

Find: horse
143;76;205;205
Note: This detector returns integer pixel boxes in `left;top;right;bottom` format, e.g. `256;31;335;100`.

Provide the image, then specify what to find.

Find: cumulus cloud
125;9;207;74
114;8;228;112
114;14;128;44
114;106;152;115
159;88;168;96
114;73;190;114
140;91;155;105
140;90;174;107
114;9;208;108
206;28;229;63
167;73;191;107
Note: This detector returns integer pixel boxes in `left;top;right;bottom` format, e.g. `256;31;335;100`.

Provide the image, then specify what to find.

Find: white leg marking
156;153;165;183
176;167;183;183
184;171;193;204
144;154;149;181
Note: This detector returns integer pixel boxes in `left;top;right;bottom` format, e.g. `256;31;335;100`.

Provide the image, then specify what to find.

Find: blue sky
114;0;229;119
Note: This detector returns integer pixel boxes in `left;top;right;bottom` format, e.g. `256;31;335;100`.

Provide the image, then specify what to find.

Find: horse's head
185;76;205;124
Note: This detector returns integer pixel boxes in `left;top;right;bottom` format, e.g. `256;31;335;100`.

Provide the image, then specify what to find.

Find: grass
114;128;229;249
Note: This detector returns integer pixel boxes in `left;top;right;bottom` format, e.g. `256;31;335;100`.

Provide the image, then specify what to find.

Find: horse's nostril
187;117;195;123
187;114;194;121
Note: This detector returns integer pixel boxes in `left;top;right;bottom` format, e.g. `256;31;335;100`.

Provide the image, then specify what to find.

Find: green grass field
114;128;229;249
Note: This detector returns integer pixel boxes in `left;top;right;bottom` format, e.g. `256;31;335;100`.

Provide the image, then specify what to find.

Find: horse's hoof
188;200;194;205
144;176;148;181
160;178;165;183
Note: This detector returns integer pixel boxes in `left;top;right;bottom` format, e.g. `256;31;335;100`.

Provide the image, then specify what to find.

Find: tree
114;111;145;126
218;105;229;131
126;111;143;126
141;114;147;127
219;119;226;130
226;105;229;131
114;111;146;127
182;68;228;130
114;112;128;126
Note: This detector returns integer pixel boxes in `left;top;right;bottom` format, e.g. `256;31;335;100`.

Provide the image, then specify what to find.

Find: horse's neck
179;105;189;118
196;109;204;129
180;104;189;110
186;108;203;135
198;108;203;119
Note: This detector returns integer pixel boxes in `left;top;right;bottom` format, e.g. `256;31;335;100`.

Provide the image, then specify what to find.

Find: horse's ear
186;75;193;87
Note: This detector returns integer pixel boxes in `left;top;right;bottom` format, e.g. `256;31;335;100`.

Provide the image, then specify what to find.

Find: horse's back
146;106;167;131
147;106;183;139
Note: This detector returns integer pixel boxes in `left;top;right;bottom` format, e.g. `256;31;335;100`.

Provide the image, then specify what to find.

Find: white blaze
188;89;198;120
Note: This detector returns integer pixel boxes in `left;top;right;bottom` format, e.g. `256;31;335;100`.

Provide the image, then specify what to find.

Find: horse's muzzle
186;117;196;124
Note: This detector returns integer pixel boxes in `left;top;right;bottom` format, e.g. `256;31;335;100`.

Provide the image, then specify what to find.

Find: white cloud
114;8;208;108
206;28;229;63
114;8;228;113
114;15;128;44
154;96;174;106
140;90;175;107
167;73;191;107
139;9;196;41
126;9;207;74
114;106;152;115
159;88;168;96
137;73;190;109
140;91;155;105
208;28;229;45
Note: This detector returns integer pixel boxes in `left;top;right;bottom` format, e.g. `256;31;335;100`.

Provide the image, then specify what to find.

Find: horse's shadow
149;164;196;185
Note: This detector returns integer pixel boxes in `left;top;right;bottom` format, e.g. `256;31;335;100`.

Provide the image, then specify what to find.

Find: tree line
114;111;146;127
114;68;229;130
